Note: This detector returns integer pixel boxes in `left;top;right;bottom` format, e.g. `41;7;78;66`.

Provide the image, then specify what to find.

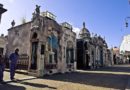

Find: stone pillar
38;54;44;77
37;42;44;77
51;51;55;63
74;48;76;70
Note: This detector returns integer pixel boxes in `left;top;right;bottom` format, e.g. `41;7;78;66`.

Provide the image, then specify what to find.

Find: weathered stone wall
89;44;96;68
7;22;31;56
59;26;76;73
0;36;7;54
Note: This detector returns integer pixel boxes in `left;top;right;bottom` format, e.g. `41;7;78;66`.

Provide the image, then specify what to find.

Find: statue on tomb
11;20;15;27
35;5;40;15
32;12;36;21
83;22;85;28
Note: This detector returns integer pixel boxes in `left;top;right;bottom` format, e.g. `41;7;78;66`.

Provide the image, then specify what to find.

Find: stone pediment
67;41;73;48
31;18;41;30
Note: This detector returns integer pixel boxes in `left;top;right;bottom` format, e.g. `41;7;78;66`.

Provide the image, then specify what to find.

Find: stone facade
112;47;128;64
112;47;121;64
89;35;109;68
77;22;112;69
106;49;114;66
0;35;7;55
8;22;31;56
77;22;91;69
7;9;76;76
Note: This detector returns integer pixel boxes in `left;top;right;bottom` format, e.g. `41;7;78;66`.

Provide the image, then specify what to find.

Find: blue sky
0;0;130;48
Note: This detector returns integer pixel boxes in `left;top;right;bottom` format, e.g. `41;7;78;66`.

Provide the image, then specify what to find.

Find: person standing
0;52;6;84
9;48;19;81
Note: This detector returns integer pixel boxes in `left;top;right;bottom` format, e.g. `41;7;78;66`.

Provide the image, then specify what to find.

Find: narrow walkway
0;64;130;90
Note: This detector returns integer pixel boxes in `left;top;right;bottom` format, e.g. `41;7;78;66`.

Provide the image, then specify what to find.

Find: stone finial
11;20;15;27
83;22;86;28
1;34;4;37
35;5;40;15
95;34;97;37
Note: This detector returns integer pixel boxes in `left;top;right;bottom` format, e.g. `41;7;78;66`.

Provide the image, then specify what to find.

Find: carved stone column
73;48;77;70
37;42;45;77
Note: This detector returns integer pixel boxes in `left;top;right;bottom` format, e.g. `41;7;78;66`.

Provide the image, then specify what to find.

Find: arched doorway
113;54;116;64
66;41;74;65
30;32;38;70
77;40;84;69
77;40;90;69
91;50;94;68
84;42;90;69
100;49;103;66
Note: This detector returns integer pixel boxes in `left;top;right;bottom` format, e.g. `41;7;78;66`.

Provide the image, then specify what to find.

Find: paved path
1;64;130;90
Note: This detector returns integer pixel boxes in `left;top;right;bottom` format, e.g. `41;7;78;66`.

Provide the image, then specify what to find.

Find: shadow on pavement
5;65;130;89
6;77;37;83
0;83;26;90
91;65;130;73
4;77;57;89
43;71;129;90
20;82;57;89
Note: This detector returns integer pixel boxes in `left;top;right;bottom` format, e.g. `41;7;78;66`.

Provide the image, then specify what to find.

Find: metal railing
17;54;29;70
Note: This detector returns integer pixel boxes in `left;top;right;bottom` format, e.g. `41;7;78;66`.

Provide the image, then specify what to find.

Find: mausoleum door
66;49;74;64
31;42;38;70
85;54;89;69
0;48;4;54
100;50;103;66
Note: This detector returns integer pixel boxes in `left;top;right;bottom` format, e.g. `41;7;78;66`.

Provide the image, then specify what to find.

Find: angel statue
35;5;40;15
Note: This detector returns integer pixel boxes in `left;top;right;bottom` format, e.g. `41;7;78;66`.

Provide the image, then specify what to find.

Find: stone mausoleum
77;22;112;69
7;6;76;77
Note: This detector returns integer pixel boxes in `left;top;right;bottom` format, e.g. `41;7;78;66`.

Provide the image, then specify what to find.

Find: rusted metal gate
17;54;29;70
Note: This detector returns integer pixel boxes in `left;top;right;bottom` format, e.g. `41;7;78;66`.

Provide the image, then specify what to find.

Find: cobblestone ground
0;64;130;90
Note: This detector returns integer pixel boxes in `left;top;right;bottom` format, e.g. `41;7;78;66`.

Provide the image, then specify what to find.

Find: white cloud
72;27;80;39
9;0;14;3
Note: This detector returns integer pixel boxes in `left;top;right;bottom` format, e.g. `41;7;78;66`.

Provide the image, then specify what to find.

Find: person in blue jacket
9;48;19;81
0;52;6;84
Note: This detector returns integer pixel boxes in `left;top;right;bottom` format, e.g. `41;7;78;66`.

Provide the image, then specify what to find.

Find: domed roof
79;22;90;39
